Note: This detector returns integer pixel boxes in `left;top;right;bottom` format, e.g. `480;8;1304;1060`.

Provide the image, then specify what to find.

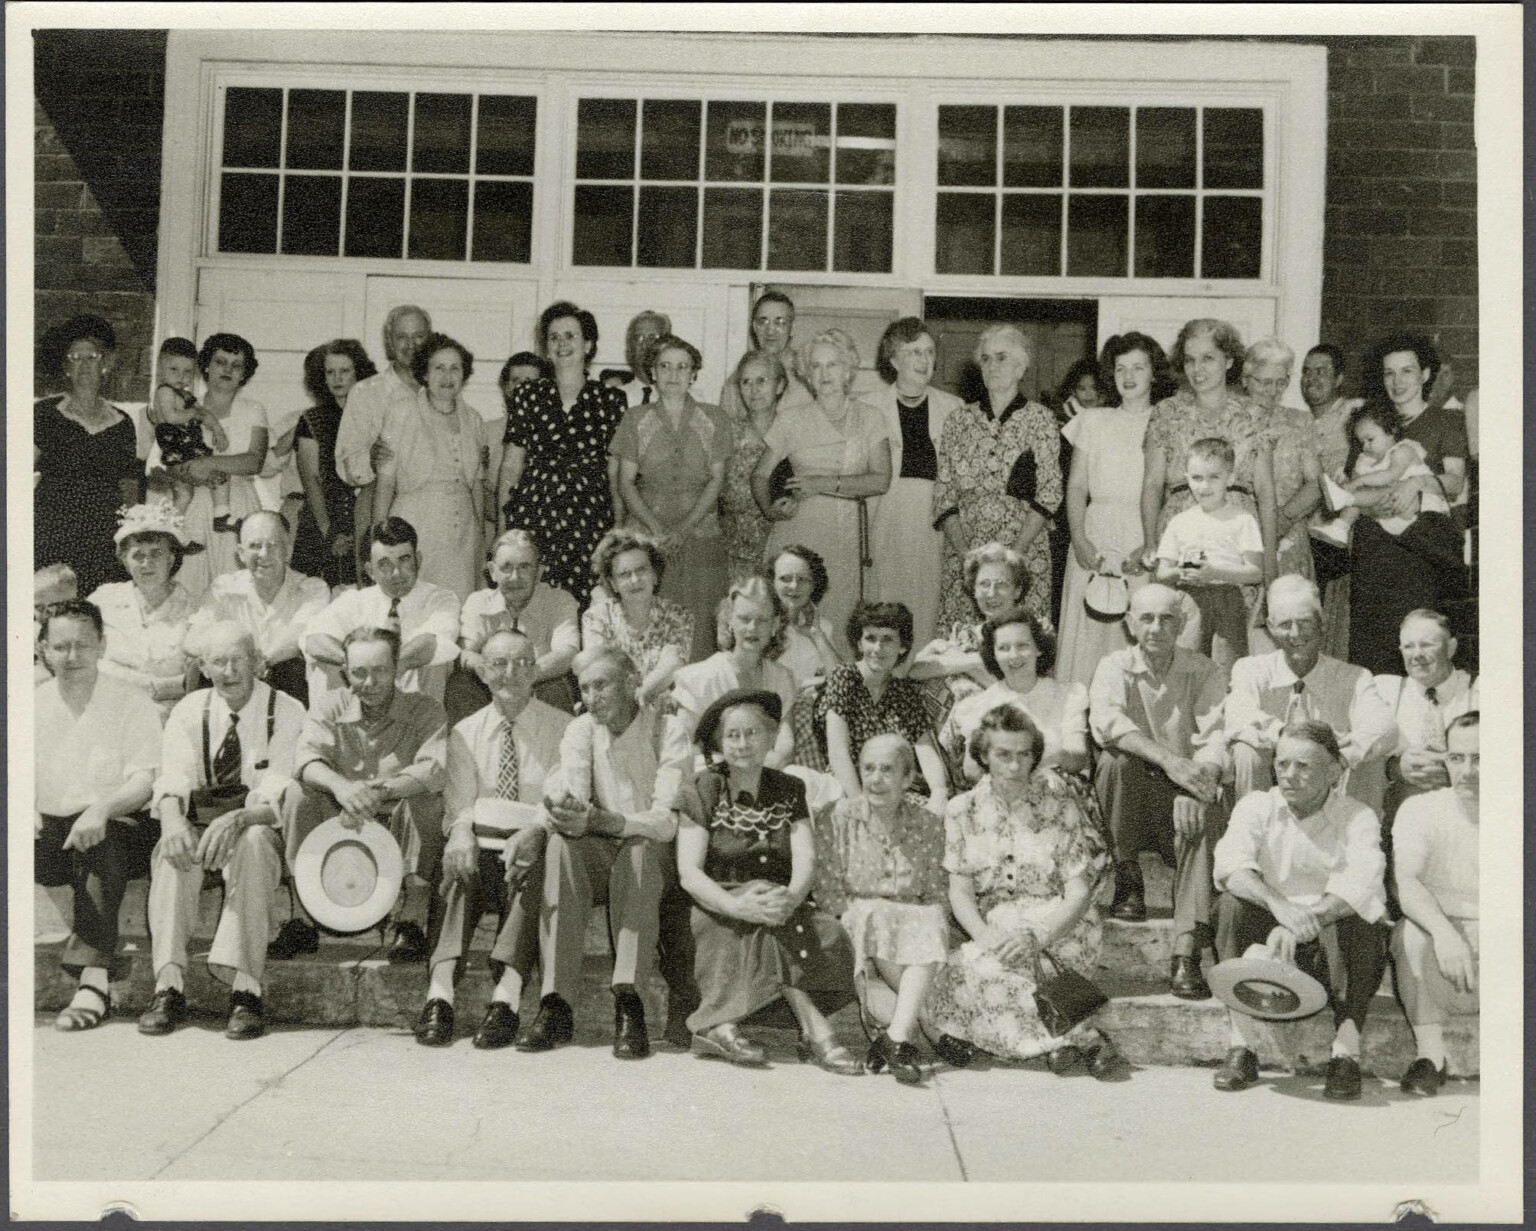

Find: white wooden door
1096;295;1279;358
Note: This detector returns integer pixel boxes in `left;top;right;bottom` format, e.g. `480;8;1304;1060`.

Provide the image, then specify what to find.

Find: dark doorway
923;296;1098;406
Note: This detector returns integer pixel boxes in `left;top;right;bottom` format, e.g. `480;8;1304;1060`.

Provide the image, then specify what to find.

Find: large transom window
934;103;1265;279
217;86;537;262
571;97;896;273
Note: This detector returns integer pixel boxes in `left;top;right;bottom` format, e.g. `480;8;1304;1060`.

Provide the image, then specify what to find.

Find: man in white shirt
414;630;571;1049
1391;711;1479;1096
615;310;670;407
1225;575;1395;807
304;517;460;702
1210;721;1389;1101
517;645;690;1060
35;600;163;1031
139;622;305;1041
189;510;330;703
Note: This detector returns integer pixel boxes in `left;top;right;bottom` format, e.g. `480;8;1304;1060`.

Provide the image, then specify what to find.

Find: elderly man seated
35;599;163;1032
189;510;330;704
272;626;448;962
1391;712;1479;1096
304;517;459;703
1210;721;1388;1101
139;621;306;1040
414;630;571;1048
1089;583;1227;1000
1225;575;1395;808
516;645;693;1059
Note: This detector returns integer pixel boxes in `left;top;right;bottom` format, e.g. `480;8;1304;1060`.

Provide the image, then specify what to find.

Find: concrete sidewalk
28;1014;1477;1185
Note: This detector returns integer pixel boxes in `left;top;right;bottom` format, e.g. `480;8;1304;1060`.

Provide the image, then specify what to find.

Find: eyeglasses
64;351;104;365
482;657;537;674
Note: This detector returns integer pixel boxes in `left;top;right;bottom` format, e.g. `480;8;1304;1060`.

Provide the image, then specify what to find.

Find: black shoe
1088;1036;1129;1081
137;986;188;1036
516;993;574;1052
267;918;319;960
226;990;265;1040
1109;865;1147;922
473;1001;520;1050
1213;1046;1259;1091
413;998;454;1047
1323;1055;1363;1101
933;1032;975;1068
1046;1044;1089;1076
388;921;429;964
612;990;650;1060
1169;954;1211;1000
889;1039;924;1086
864;1031;892;1074
1400;1057;1447;1097
662;1003;694;1049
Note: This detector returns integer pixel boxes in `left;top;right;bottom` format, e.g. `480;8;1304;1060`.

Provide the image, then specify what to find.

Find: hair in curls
770;543;829;607
198;333;259;384
39;597;104;642
961;541;1029;615
1099;332;1177;405
410;333;474;388
1364;331;1440;399
967;703;1044;775
590;526;666;594
845;600;914;660
875;316;934;384
1169;318;1246;390
714;575;788;660
978;605;1057;680
644;334;703;384
1342;401;1406;477
538;301;599;365
304;339;378;409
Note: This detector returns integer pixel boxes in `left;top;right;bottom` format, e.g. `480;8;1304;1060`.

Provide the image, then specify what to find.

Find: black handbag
1032;947;1108;1036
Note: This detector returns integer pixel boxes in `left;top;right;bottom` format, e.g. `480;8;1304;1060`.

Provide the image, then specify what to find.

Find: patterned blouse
1145;388;1269;521
813;795;947;916
695;764;808;888
932;391;1064;533
943;775;1106;917
581;588;694;679
815;664;934;751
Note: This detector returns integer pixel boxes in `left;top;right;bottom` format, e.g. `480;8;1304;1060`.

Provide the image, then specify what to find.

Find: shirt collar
978;388;1029;425
1127;644;1184;679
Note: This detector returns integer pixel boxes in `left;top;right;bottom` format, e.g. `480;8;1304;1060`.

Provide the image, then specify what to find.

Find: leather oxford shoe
612;990;651;1060
267;918;319;960
413;997;454;1047
138;986;188;1036
472;1002;519;1050
387;921;429;964
516;993;574;1052
1169;954;1211;1000
933;1032;976;1068
1213;1046;1259;1091
1323;1055;1363;1101
226;990;266;1040
1400;1057;1447;1096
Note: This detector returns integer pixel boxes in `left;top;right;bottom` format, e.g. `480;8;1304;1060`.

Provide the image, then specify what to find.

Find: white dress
1056;406;1152;688
169;392;269;600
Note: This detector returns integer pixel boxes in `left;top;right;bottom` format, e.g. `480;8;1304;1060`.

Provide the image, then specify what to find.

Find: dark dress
35;396;141;595
686;765;857;1033
502;377;627;607
291;401;356;586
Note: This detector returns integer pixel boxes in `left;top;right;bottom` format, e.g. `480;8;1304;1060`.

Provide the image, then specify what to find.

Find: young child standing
1332;403;1450;537
1155;436;1263;668
146;336;230;547
813;732;949;1085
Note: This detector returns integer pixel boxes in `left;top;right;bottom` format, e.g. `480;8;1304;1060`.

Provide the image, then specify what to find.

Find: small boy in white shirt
1156;437;1263;669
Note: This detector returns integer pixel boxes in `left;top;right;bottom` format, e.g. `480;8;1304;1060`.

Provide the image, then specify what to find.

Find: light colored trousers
1391;916;1479;1026
540;833;664;1000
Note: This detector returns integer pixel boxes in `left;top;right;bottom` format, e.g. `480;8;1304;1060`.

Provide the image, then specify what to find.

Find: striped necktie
497;725;520;800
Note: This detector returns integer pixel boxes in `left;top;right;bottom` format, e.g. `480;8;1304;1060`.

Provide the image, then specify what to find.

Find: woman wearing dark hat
676;688;861;1074
35;314;143;595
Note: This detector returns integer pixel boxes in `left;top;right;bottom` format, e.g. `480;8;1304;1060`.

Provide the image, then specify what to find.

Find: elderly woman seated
921;705;1124;1077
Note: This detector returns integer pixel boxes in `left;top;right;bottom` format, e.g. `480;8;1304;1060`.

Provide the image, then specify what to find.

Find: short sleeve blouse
816;664;933;750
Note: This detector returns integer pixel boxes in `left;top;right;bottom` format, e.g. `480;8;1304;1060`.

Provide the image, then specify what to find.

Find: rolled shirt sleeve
1212;791;1268;894
417;589;463;668
1325;804;1387;924
398;704;449;795
1224;656;1282;752
293;702;342;783
1088;653;1142;752
151;693;204;815
443;724;481;834
1342;670;1396;768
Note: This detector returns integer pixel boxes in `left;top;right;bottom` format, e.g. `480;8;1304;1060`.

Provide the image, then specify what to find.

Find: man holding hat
276;626;447;962
516;644;693;1059
1210;720;1389;1100
1088;582;1227;999
139;621;305;1040
414;629;570;1048
1391;711;1479;1096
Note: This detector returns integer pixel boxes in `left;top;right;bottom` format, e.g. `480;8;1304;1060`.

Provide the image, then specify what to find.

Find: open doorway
923;296;1098;406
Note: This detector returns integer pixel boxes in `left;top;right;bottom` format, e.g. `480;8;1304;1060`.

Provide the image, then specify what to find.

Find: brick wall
1318;34;1478;396
33;30;166;400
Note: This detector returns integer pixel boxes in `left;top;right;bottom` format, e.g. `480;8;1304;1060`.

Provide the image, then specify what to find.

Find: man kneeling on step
1211;720;1389;1101
140;622;305;1040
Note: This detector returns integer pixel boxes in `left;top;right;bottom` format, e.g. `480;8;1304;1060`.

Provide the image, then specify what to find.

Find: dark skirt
1348;512;1466;677
687;897;856;1033
291;485;356;587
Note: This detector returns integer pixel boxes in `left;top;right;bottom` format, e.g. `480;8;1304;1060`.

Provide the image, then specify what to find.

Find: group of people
32;293;1479;1098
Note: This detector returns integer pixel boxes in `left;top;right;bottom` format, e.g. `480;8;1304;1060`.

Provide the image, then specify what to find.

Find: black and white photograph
9;3;1522;1224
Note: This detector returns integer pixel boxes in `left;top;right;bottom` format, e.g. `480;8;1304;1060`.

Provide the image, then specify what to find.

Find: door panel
1096;296;1279;357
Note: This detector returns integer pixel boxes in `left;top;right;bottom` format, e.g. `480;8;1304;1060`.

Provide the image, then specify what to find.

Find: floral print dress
580;588;694;680
718;417;771;583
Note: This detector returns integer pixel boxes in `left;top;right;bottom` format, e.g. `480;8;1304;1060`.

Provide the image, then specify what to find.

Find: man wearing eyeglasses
413;629;571;1048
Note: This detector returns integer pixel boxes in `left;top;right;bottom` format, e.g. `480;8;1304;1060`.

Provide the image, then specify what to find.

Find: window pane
934;192;995;275
408;177;468;260
1134;194;1195;277
577;98;636;180
476;95;536;177
222;87;282;168
1204;108;1264;189
702;188;763;268
472;180;533;262
638;185;698;267
218;173;279;252
1136;107;1195;189
836;103;896;186
705;101;766;182
641;99;702;181
281;174;341;256
1201;195;1262;278
937;105;996;187
1001;194;1062;276
770;103;830;184
345;177;405;258
349;92;408;172
1003;106;1062;188
767;188;827;270
833;190;893;273
412;93;471;175
286;89;345;171
1069;106;1129;189
572;184;634;265
1066;194;1127;276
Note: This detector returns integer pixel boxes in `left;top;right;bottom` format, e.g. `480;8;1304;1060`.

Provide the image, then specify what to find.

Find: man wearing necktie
617;310;671;410
1225;576;1395;809
413;630;571;1048
140;622;306;1041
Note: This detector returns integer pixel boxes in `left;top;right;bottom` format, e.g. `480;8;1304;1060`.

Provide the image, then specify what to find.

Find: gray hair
1244;336;1296;375
489;527;542;565
1267;574;1323;620
383;304;432;361
572;642;639;681
974;323;1032;367
796;328;860;392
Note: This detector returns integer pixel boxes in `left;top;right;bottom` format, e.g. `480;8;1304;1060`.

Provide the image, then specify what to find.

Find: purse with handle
1031;947;1108;1036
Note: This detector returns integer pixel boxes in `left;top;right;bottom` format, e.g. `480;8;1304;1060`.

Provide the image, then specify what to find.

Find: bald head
238;509;291;581
1126;583;1185;659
